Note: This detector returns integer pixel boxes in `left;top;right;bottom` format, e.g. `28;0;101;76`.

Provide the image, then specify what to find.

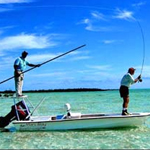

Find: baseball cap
128;67;136;72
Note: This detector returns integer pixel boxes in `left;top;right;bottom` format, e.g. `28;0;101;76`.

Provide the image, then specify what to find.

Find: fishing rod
0;44;86;85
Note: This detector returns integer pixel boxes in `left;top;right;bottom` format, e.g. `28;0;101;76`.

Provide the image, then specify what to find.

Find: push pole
0;44;86;85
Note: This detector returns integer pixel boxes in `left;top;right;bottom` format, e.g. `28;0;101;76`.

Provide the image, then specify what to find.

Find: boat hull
12;113;150;131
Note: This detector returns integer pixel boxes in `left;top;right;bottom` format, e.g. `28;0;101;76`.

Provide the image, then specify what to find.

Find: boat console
51;103;81;120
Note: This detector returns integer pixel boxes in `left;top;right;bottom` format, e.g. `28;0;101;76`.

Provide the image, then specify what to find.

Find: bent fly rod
0;44;86;85
133;18;145;82
136;19;145;76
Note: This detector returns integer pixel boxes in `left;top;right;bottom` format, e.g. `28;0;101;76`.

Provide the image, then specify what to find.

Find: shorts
119;85;129;98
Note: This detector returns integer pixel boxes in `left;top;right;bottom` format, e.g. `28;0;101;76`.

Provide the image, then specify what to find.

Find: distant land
0;88;117;94
0;88;118;98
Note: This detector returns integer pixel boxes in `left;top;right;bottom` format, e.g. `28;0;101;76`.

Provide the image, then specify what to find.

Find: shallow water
0;89;150;149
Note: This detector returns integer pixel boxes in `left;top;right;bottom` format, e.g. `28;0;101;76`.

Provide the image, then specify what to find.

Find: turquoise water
1;89;150;149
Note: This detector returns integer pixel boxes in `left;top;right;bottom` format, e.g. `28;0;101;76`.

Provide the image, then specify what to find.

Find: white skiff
1;95;150;131
12;112;150;131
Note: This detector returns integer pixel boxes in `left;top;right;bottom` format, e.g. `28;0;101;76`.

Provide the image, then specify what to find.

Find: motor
0;100;30;128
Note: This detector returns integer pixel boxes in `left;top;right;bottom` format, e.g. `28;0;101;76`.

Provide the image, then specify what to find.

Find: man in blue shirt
14;51;40;97
119;67;141;115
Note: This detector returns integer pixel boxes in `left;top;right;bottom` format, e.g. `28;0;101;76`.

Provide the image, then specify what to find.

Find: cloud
0;0;33;4
81;18;91;24
80;18;114;32
79;18;93;31
65;50;91;61
21;50;91;64
91;11;106;20
132;1;146;7
113;9;134;20
79;11;118;32
31;71;67;78
0;0;34;12
27;53;59;63
0;7;12;12
0;26;16;34
0;33;57;52
102;40;116;44
0;56;14;71
0;53;59;71
102;39;123;44
140;65;150;77
71;56;91;61
87;25;114;32
86;65;112;71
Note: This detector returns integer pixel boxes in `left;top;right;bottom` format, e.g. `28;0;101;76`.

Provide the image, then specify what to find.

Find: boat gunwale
12;112;150;124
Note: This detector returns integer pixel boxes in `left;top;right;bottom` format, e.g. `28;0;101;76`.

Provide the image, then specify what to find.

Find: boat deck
27;112;150;122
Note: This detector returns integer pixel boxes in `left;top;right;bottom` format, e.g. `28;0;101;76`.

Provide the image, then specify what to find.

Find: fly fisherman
14;51;41;97
119;67;142;115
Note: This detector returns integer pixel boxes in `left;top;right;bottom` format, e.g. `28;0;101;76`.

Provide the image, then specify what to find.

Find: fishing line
2;5;145;82
28;5;145;76
14;4;114;11
135;19;145;76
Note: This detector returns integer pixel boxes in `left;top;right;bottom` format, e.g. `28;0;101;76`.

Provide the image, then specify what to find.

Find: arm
128;74;141;85
14;65;21;77
28;63;41;67
134;75;142;83
14;58;22;77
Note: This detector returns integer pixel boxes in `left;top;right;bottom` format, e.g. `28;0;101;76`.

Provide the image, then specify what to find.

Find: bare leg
123;96;129;109
122;96;130;115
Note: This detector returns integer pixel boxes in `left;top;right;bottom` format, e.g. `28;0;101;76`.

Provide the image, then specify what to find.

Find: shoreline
0;88;117;98
0;88;117;93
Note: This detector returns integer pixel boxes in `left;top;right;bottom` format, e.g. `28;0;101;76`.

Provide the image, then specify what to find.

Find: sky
0;0;150;91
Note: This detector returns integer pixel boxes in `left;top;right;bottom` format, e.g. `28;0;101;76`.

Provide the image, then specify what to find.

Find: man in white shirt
119;67;142;115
